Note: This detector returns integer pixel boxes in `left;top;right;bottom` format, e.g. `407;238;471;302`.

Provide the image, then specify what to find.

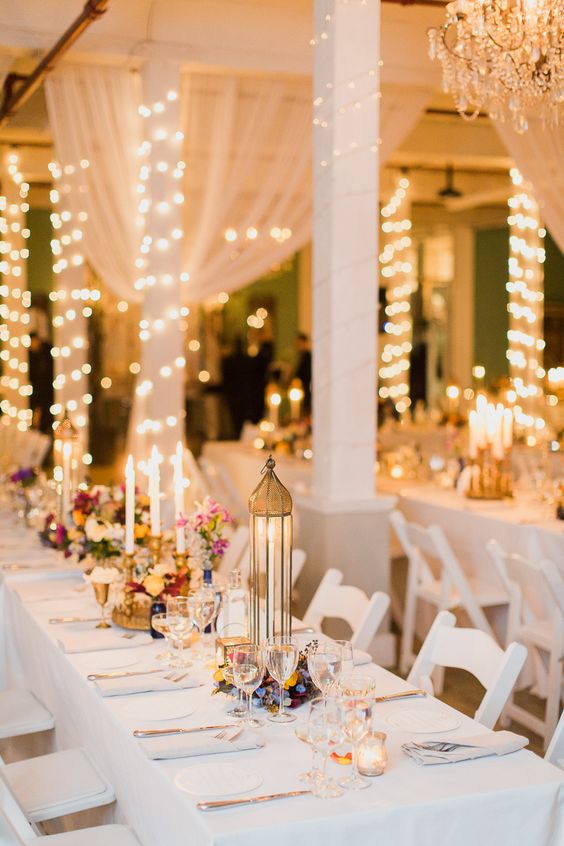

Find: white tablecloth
394;486;564;578
1;564;563;846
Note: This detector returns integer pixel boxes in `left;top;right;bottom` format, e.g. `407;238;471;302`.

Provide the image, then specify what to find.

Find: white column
50;176;92;460
0;149;32;430
298;1;394;666
312;0;380;503
130;59;186;491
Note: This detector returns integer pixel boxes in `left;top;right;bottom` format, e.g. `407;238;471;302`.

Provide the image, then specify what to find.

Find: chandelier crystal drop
427;0;564;132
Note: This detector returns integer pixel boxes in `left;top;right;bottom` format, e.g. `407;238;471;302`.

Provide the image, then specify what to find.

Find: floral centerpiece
186;497;234;574
67;485;151;565
128;560;189;602
213;644;318;713
10;466;39;489
39;513;70;554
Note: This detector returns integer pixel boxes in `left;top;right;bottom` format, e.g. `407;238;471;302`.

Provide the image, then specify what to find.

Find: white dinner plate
386;707;462;733
80;652;141;671
353;649;371;666
175;763;263;797
120;696;196;723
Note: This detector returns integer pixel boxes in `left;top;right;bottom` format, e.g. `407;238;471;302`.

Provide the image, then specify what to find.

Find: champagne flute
232;644;265;727
308;696;344;798
307;648;342;702
193;587;218;660
151;613;174;663
265;635;299;723
166;596;193;668
92;582;111;629
332;639;354;675
338;674;374;791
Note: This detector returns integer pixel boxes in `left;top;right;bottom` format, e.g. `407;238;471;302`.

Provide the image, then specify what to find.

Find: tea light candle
357;731;387;776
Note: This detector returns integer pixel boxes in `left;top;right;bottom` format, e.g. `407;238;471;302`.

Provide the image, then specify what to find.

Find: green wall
26;208;53;298
221;255;299;363
474;228;510;384
474;228;564;385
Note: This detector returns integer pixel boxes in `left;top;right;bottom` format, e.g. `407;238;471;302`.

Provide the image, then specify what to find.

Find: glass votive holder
357;731;387;777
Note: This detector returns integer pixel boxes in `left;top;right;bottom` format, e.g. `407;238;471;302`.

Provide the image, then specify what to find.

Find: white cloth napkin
94;674;201;697
58;630;152;653
402;730;528;765
141;729;264;760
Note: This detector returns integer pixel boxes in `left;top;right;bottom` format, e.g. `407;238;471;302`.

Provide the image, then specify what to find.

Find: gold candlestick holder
148;533;163;569
466;447;512;500
112;549;151;631
121;552;136;618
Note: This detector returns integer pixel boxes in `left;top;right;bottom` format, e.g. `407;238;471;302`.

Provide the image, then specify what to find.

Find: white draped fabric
495;121;564;254
44;63;433;305
379;83;434;164
45;66;143;303
180;71;312;302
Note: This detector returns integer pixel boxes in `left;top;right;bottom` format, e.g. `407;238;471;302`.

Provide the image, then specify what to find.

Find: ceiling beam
0;0;109;127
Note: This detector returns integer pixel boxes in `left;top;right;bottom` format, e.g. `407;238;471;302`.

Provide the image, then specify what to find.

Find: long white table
1;559;563;846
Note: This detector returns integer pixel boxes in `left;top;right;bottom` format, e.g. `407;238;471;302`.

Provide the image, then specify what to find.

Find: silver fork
215;726;242;742
164;672;189;684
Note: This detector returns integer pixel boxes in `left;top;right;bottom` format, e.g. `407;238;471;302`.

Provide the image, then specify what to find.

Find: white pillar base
294;492;397;667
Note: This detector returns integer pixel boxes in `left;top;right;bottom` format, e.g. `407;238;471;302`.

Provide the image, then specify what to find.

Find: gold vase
92;582;111;629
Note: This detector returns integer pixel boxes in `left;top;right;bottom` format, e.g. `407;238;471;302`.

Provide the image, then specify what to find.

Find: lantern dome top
248;455;292;517
54;409;79;441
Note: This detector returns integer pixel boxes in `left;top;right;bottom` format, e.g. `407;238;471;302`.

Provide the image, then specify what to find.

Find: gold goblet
92;582;111;629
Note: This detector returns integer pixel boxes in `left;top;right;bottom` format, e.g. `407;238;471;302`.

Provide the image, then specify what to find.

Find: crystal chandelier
428;0;564;132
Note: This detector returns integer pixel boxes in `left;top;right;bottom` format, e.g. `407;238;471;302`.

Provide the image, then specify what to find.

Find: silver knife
50;616;100;625
133;724;238;738
87;668;164;681
197;789;311;811
374;689;426;703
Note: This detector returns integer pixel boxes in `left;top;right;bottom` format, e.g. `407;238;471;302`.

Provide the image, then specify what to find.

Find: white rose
84;516;108;543
151;562;177;578
84;565;121;584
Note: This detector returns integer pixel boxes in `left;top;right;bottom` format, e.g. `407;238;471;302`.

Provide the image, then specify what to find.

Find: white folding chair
0;747;115;824
545;711;564;770
487;539;564;749
217;525;250;578
0;802;140;846
198;456;247;523
407;610;528;729
0;690;54;742
390;510;509;676
302;568;390;652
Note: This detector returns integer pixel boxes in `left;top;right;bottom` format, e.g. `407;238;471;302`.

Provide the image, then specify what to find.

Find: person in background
222;337;252;438
295;332;312;413
249;338;274;422
28;333;54;433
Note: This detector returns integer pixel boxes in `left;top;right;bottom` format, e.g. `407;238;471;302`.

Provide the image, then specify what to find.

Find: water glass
332;639;354;675
265;635;299;723
308;696;344;798
338;676;374;790
166;596;193;668
151;612;175;663
232;644;265;727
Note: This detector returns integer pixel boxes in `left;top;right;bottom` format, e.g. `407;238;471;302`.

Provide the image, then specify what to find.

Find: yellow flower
142;574;165;598
72;510;85;527
213;668;225;683
284;671;298;689
137;494;150;507
134;523;149;540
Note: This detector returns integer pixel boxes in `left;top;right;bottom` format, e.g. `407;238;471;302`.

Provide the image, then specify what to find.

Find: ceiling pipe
0;0;110;128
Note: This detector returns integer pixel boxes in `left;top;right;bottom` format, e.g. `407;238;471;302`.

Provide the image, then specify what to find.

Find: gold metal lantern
248;455;293;644
53;410;81;523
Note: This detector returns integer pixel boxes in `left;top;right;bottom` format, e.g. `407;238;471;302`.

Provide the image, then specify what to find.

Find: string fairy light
48;160;94;463
0;149;33;431
129;76;187;469
506;168;546;445
378;174;416;414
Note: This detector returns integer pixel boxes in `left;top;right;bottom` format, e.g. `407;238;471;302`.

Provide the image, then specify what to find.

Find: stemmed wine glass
338;674;374;790
265;635;299;723
332;639;354;674
166;596;193;668
307;646;342;702
307;696;344;798
232;644;265;727
219;622;247;719
192;587;218;660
